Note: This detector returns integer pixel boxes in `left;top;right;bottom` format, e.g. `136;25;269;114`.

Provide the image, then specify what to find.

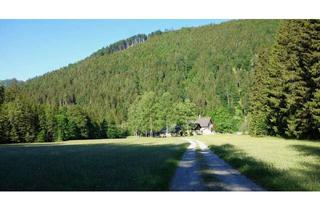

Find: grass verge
194;134;320;191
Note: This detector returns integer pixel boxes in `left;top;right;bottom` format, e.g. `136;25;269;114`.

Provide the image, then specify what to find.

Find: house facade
194;117;214;135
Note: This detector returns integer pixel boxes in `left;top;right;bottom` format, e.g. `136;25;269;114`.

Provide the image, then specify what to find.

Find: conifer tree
252;20;320;139
0;85;4;105
303;20;320;138
271;20;320;138
248;50;270;136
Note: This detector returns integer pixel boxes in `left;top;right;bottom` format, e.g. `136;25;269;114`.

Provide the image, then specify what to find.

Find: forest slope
23;20;280;124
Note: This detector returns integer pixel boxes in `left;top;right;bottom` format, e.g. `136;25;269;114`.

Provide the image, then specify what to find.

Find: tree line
248;20;320;139
0;83;127;144
91;31;163;57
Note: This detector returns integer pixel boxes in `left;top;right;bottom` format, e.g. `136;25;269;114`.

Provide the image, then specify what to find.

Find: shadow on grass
289;144;320;191
208;144;307;191
0;142;187;191
291;144;320;158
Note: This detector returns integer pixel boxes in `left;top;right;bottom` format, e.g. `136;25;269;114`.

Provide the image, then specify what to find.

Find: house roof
195;117;212;127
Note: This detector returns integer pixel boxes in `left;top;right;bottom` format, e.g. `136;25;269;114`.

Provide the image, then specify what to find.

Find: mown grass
0;137;187;191
194;134;320;191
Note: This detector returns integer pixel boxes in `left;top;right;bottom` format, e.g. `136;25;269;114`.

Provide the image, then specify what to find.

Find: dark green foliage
273;20;320;139
92;31;163;58
309;91;320;134
0;20;281;142
0;83;128;143
99;119;108;138
2;100;38;143
2;19;319;141
55;110;71;141
3;19;319;141
0;106;9;143
210;106;240;133
66;106;93;139
37;105;58;142
92;34;148;57
107;121;127;138
22;20;280;127
248;20;320;139
248;50;271;136
106;121;118;138
0;86;4;105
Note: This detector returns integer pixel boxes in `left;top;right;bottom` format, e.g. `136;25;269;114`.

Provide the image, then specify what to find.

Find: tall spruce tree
303;20;320;138
273;20;320;138
248;50;271;136
252;20;320;139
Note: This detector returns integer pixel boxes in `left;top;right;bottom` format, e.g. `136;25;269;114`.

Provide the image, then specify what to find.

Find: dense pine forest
248;20;320;139
0;19;319;143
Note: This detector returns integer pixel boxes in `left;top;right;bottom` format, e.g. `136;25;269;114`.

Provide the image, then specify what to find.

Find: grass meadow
1;134;319;191
0;137;187;191
194;134;320;191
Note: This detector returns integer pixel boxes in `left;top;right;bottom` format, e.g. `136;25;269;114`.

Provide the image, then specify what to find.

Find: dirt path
195;139;264;191
170;138;264;191
169;139;206;191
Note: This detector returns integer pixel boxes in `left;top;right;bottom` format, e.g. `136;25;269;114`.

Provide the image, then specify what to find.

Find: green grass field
0;137;187;191
1;134;319;191
194;134;320;191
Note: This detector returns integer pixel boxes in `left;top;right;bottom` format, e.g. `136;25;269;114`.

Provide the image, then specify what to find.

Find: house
157;117;214;137
194;116;214;135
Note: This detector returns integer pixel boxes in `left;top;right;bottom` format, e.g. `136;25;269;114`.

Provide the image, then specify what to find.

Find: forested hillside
23;20;280;124
0;19;285;143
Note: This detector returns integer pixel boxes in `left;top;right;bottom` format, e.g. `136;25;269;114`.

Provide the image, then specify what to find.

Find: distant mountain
0;79;24;87
22;20;280;123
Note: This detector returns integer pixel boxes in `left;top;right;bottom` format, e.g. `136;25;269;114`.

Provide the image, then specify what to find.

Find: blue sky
0;19;226;81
